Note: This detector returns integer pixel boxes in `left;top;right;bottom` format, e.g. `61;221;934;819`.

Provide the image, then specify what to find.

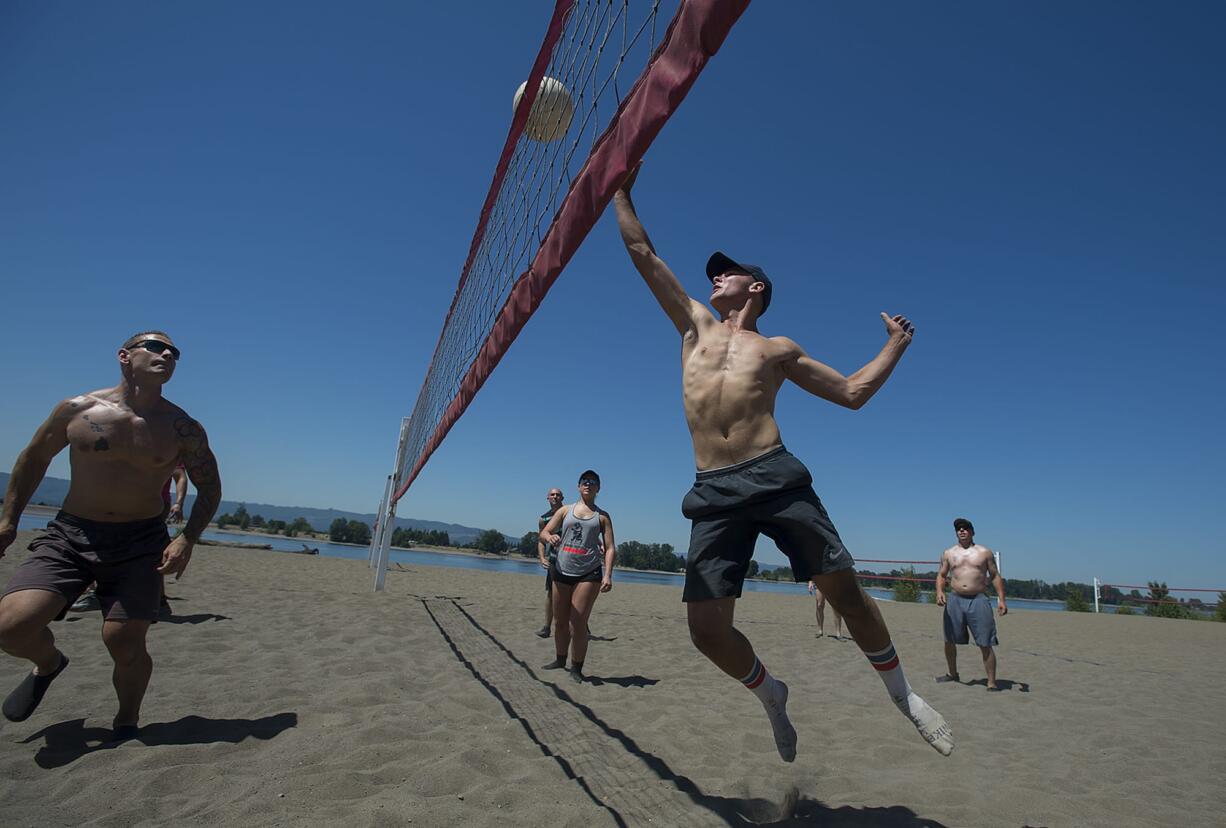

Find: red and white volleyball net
370;0;752;588
1093;579;1225;615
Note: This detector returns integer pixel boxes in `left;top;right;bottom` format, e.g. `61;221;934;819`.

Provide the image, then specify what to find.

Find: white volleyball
513;76;574;142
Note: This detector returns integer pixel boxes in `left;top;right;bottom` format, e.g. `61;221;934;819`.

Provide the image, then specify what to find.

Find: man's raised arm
781;313;916;410
613;165;706;335
0;399;74;558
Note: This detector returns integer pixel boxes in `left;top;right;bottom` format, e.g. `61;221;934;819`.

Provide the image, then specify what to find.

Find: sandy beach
1;531;1223;827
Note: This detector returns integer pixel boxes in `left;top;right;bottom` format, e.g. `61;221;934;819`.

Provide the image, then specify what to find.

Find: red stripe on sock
744;670;766;689
871;656;900;672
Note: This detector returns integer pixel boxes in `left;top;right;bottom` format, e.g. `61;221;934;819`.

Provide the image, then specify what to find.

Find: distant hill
0;474;501;545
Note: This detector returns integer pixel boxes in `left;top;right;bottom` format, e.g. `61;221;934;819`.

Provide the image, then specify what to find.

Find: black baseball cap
706;251;772;315
953;518;975;533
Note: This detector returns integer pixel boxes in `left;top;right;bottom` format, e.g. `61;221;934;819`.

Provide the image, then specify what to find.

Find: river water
15;513;1076;612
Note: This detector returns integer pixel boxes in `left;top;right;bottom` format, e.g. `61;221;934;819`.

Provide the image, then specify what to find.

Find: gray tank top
557;506;604;577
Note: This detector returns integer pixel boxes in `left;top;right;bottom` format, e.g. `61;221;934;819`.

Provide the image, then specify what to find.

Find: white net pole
368;474;392;568
373;418;411;592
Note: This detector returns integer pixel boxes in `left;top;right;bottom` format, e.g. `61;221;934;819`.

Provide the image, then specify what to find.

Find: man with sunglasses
0;330;222;741
535;487;565;637
614;165;953;763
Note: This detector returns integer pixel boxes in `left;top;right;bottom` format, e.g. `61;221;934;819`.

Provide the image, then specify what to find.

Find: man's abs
682;330;787;470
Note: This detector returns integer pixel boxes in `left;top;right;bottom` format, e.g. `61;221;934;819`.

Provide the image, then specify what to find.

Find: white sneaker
69;592;99;612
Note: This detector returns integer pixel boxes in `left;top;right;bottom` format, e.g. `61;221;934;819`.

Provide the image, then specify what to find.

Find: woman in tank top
538;468;616;682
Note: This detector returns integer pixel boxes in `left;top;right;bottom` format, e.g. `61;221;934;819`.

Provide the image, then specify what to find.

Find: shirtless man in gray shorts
0;331;221;741
936;518;1007;690
614;165;952;761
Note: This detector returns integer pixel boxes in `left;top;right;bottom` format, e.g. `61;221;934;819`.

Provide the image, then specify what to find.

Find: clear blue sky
2;1;1223;590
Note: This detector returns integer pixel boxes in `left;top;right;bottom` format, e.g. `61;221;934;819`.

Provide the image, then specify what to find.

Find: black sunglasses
130;340;181;361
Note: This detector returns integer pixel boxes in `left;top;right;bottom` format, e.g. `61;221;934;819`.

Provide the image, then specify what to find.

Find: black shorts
2;512;168;622
550;560;602;586
681;447;855;602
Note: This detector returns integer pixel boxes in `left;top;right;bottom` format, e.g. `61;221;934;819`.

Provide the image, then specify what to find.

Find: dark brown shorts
681;447;855;602
2;512;169;622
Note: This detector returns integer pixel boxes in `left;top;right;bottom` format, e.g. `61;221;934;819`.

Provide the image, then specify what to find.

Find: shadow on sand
158;612;232;625
21;712;298;769
426;597;946;827
966;678;1030;692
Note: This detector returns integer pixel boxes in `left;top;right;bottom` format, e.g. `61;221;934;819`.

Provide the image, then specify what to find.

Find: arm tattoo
174;416;222;542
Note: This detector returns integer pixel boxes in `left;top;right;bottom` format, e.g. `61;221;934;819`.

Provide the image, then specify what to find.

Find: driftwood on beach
197;538;273;550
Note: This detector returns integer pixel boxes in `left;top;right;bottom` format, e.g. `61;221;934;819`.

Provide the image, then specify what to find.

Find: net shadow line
420;597;632;827
437;598;750;826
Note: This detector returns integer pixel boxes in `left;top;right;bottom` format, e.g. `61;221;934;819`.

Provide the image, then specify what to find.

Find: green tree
1114;604;1135;616
286;517;313;538
893;567;921;602
1146;581;1192;620
346;520;371;545
329;518;350;543
1065;590;1090;612
1215;592;1226;623
234;504;251;530
217;513;232;528
765;565;793;582
747;560;760;578
251;514;266;528
519;532;539;558
474;529;508;554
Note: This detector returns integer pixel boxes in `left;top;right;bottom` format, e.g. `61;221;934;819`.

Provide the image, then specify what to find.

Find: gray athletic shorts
2;512;168;622
681;447;855;602
943;592;999;646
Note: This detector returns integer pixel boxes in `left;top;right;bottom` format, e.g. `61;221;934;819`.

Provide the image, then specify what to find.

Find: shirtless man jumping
935;518;1007;691
614;165;953;760
0;331;221;740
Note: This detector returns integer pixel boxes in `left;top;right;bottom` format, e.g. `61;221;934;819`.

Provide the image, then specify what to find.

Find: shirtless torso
940;543;996;597
616;182;913;470
62;389;193;522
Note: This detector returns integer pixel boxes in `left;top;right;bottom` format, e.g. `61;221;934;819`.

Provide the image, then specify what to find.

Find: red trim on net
396;0;752;501
858;574;939;584
858;558;939;565
1101;584;1221;593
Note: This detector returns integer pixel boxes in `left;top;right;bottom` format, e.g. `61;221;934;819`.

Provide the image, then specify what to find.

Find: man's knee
816;572;870;617
0;591;62;650
0;609;34;652
687;608;731;654
102;622;150;662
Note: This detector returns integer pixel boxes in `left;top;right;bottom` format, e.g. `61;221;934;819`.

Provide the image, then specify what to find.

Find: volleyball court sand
1;532;1223;827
